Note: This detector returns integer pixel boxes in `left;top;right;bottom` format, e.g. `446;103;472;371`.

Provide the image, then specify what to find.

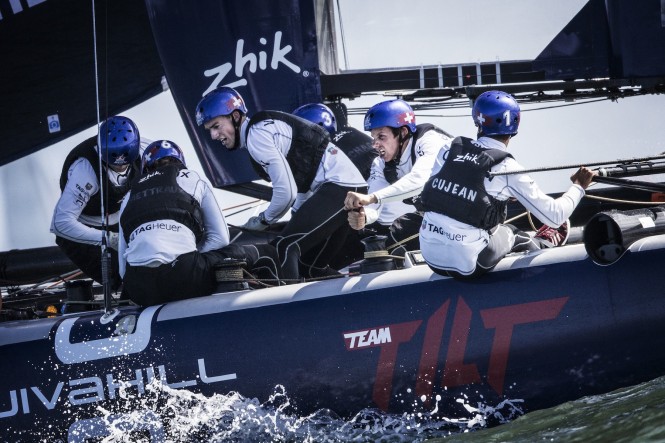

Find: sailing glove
107;232;119;251
242;213;270;231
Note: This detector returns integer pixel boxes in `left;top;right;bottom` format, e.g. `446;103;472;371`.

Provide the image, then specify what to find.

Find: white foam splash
30;379;526;442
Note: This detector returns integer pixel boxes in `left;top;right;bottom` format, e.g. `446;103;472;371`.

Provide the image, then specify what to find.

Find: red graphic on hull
343;296;569;411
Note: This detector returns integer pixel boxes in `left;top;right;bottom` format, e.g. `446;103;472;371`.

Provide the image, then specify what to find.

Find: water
58;376;665;442
435;375;665;443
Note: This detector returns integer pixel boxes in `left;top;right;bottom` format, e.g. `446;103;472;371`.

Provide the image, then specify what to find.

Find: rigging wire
335;0;350;70
92;0;103;217
346;95;617;116
91;0;113;314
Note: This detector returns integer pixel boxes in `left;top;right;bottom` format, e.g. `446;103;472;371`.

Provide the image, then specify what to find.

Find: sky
1;0;664;251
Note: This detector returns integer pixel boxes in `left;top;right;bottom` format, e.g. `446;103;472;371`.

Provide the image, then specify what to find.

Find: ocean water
59;375;665;442
435;375;665;443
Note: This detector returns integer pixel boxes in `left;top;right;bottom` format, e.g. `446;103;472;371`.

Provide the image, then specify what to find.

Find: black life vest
330;126;377;180
120;164;204;244
246;111;329;193
59;136;139;219
420;136;512;230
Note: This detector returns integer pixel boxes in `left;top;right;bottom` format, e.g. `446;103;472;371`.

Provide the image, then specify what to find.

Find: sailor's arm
197;180;231;252
247;125;297;224
50;158;107;245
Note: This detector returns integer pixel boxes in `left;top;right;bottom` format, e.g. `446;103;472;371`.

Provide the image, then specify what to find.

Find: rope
584;193;665;205
352;232;421;262
504;211;528;225
526;212;538;231
510;190;665;233
241;268;274;288
3;269;84;296
46;270;84;289
214;267;244;281
222;199;262;211
223;200;265;218
385;232;420;252
363;250;389;259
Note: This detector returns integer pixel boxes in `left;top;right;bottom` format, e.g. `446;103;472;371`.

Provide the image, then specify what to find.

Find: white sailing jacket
117;169;230;276
420;136;585;275
364;128;453;225
50;157;131;245
240;118;366;222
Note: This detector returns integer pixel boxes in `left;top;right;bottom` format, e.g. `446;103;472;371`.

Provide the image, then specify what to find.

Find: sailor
343;99;454;258
292;103;377;181
196;87;367;280
419;90;596;279
196;87;366;279
118;140;280;306
51;115;141;290
292;102;378;268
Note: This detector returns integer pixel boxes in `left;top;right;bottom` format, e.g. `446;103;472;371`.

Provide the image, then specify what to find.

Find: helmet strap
231;112;242;150
396;127;410;160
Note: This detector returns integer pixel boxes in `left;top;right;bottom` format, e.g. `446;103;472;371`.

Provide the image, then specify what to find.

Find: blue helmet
99;116;140;166
472;90;520;136
141;140;186;172
293;103;337;135
195;86;248;126
363;99;416;133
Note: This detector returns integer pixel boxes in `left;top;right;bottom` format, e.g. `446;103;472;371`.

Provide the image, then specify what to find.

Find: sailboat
2;0;665;440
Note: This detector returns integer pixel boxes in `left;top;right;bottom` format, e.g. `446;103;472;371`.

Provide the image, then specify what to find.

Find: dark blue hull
2;238;665;441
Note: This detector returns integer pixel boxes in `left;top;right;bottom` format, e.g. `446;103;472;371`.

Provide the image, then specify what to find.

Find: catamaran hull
2;239;665;441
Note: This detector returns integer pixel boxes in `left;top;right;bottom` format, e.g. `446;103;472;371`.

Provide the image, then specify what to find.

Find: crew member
292;102;378;268
196;87;367;280
419;90;596;279
51;115;141;290
119;140;280;305
344;99;454;258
